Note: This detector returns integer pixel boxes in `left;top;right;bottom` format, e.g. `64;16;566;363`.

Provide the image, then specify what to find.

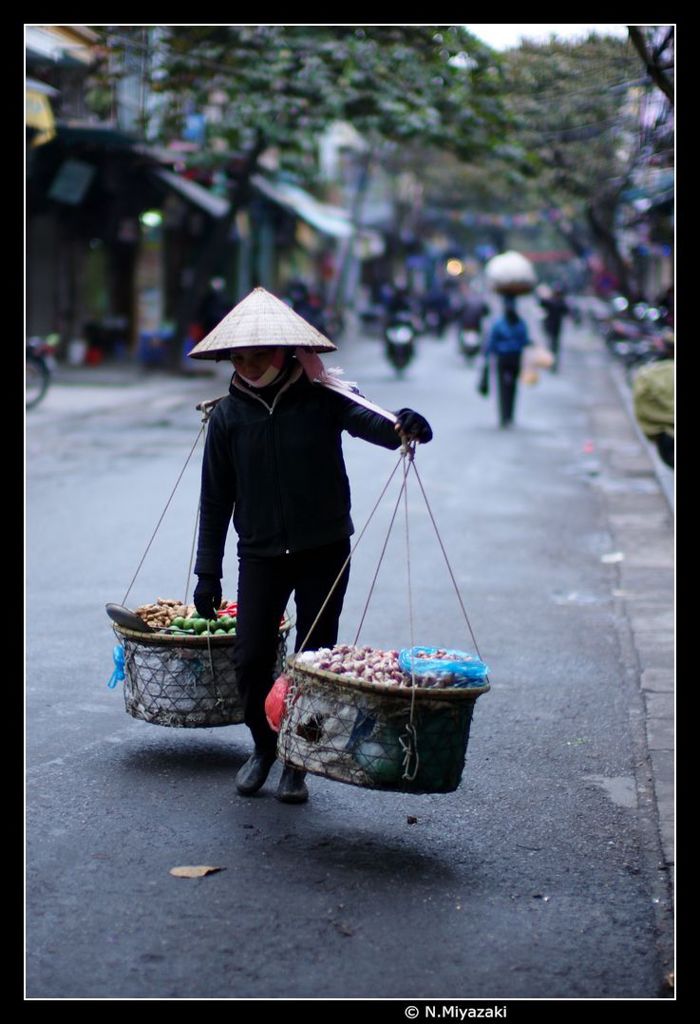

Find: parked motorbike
383;312;416;374
597;294;667;369
26;336;56;409
457;327;482;364
606;315;670;378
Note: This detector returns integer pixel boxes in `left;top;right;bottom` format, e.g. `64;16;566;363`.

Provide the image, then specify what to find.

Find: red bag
265;674;291;732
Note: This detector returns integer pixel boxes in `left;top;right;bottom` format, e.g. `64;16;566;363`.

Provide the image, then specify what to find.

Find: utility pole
327;148;372;315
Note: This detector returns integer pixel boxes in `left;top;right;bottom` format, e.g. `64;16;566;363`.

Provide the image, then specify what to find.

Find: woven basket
113;622;291;728
485;252;537;296
276;656;489;793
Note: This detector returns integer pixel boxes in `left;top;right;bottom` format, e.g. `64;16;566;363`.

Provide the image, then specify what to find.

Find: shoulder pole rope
295;447;406;656
289;437;489;785
400;443;420;781
120;398;224;682
408;457;488;680
121;418;209;608
351;444;413;646
292;440;424;781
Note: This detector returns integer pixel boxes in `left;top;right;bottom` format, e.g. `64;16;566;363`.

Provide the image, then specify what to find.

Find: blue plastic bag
107;644;125;689
398;646;488;686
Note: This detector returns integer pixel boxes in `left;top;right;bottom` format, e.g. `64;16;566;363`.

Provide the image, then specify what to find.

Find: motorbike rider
458;287;490;333
421;282;451;337
385;284;415;321
382;284;417;371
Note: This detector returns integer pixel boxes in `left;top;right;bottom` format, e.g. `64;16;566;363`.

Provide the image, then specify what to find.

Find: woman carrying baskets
188;288;433;803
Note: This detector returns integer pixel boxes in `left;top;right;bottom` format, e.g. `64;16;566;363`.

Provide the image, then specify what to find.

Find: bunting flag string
454;204;578;228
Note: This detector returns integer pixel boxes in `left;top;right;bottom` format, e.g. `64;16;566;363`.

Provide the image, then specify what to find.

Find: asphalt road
25;303;674;1002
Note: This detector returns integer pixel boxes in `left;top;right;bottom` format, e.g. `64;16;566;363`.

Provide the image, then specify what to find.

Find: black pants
545;327;562;369
496;353;522;426
234;538;351;753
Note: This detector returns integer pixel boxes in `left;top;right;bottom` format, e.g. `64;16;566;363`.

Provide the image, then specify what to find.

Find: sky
465;24;629;50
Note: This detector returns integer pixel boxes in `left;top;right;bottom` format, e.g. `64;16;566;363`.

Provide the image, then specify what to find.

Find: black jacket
195;366;401;575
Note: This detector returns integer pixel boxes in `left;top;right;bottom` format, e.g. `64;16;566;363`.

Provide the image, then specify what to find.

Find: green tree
89;25;512;352
499;32;672;297
627;25;674;104
397;31;672;297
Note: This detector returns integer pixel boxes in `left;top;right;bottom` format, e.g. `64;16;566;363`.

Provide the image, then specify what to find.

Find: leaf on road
169;865;225;878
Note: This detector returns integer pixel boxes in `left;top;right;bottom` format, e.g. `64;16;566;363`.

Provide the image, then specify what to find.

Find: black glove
193;575;222;619
394;408;433;444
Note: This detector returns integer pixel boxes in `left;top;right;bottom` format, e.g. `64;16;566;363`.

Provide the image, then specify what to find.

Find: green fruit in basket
214;629;227;635
172;617;186;629
193;619;208;634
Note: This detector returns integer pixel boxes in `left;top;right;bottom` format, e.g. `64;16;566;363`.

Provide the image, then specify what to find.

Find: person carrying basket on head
188;287;433;804
484;294;533;429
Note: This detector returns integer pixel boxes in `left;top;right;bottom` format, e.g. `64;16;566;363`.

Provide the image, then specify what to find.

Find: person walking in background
538;283;570;372
197;277;231;336
484;295;532;429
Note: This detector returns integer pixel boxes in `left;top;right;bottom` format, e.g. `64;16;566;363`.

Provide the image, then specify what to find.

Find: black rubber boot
276;767;309;804
235;750;276;795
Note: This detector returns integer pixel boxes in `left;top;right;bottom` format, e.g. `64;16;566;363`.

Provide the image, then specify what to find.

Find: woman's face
230;346;281;382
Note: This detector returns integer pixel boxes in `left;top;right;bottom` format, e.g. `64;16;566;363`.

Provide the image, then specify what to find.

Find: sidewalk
607;361;675;888
31;360;227;420
564;322;675;886
572;308;675;877
606;402;675;875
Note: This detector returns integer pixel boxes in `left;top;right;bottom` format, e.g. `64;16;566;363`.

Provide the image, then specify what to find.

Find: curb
598;348;675;871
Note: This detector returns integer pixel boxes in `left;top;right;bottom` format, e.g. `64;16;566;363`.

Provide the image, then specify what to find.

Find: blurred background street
25;23;674;1003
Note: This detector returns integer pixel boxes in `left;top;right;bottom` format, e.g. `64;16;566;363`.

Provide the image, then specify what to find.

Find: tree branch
627;26;674;104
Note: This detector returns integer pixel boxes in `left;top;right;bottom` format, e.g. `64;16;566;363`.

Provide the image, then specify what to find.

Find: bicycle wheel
26;354;50;409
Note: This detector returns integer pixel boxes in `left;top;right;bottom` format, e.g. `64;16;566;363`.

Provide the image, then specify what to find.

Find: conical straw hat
188;286;337;359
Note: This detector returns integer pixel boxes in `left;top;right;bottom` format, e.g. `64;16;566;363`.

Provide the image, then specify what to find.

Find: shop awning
26;25;98;67
149;167;230;219
251;174;384;256
251;174;353;237
37;122;230;219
